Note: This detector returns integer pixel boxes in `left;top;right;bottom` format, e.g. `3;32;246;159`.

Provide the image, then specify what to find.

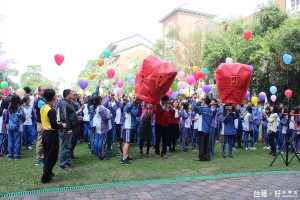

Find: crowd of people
0;79;299;184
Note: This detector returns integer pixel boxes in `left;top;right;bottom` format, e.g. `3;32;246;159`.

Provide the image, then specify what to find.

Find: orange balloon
98;59;104;67
90;73;96;80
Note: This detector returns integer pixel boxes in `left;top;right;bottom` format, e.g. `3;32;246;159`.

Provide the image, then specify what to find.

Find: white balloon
99;88;103;94
104;79;110;87
225;57;233;63
196;88;203;95
182;89;187;95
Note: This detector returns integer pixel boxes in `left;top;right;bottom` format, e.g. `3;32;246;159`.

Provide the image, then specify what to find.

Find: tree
20;65;58;91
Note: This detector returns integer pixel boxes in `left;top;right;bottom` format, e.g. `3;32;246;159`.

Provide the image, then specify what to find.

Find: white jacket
267;113;278;133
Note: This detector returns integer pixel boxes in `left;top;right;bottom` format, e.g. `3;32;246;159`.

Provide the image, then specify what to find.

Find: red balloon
285;89;292;99
107;69;115;79
243;30;252;40
54;54;64;66
194;71;201;81
200;72;206;79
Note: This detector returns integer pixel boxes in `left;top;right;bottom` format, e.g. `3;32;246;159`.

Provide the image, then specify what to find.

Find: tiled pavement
4;173;300;200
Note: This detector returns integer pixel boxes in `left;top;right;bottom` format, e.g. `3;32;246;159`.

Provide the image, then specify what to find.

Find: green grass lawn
0;140;299;194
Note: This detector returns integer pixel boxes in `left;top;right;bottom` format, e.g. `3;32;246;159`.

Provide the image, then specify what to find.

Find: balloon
1;81;8;89
170;82;178;92
248;65;253;73
225;57;233;63
192;66;198;72
270;86;277;95
193;71;201;81
17;83;23;89
104;79;110;87
116;88;123;97
200;72;206;79
3;87;10;96
271;95;277;102
243;30;252;40
171;92;178;100
0;60;7;69
178;81;183;89
186;92;191;97
127;74;133;82
54;54;64;66
16;89;25;98
117;80;123;88
129;93;133;98
104;49;111;58
79;92;84;98
90;73;96;80
178;90;182;95
203;85;212;93
93;78;98;83
98;59;104;67
203;68;209;75
79;79;89;90
245;91;250;99
166;89;173;97
259;92;266;101
34;90;38;94
182;88;187;95
130;79;135;85
251;97;258;105
196;88;203;95
187;76;196;85
178;71;185;79
285;89;292;99
107;69;115;79
283;54;292;65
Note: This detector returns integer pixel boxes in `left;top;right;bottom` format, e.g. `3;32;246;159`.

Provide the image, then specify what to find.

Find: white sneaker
281;151;285;154
249;147;253;150
263;146;267;149
267;146;271;149
245;148;249;150
26;146;33;150
252;147;257;150
233;147;237;151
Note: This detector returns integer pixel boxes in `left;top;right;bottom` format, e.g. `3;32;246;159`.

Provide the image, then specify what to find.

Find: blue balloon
270;86;277;95
283;54;292;65
93;78;97;84
127;74;133;82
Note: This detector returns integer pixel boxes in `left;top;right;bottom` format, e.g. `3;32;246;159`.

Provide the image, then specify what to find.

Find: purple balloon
203;85;212;93
79;79;89;90
130;79;135;85
171;92;178;100
245;91;250;99
259;92;266;101
178;90;182;95
248;65;253;73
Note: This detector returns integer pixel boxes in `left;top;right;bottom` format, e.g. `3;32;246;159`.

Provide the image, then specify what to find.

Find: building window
291;0;300;11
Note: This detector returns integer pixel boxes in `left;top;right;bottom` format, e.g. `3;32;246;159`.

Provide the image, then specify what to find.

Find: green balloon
203;68;209;75
104;49;111;58
1;81;8;89
171;82;178;92
18;83;23;89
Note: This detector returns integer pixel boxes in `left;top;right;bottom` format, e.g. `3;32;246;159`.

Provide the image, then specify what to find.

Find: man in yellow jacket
41;89;67;183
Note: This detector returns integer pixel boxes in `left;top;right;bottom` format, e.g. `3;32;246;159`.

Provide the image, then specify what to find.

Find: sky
0;0;269;91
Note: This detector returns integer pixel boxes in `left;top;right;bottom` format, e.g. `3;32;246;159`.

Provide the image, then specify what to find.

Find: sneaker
122;157;131;165
222;154;226;158
127;156;133;161
237;145;243;148
107;149;112;153
98;157;109;160
161;154;168;159
192;149;197;151
15;156;22;160
70;155;77;159
139;153;143;157
35;161;44;166
145;154;150;157
263;146;267;149
216;140;219;143
26;146;33;150
267;146;271;150
280;151;285;154
117;151;123;157
8;156;13;160
232;147;237;151
252;147;257;150
228;154;233;158
245;148;249;151
249;147;253;150
155;154;160;158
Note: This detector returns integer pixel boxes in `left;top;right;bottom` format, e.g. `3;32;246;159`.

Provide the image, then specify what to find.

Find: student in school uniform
5;95;26;160
154;95;169;159
82;97;91;143
115;99;124;157
0;98;9;156
221;104;238;158
261;107;271;149
278;106;289;154
139;103;153;157
22;95;36;151
263;105;279;156
193;97;213;162
210;99;221;154
151;114;156;147
252;104;261;144
234;104;243;149
121;98;142;165
180;102;190;152
168;100;180;152
242;106;255;150
192;102;200;151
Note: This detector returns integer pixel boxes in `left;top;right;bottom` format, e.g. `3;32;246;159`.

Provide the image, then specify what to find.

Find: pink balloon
54;54;64;66
117;80;123;88
178;71;185;79
107;69;115;79
117;88;123;97
178;81;183;89
3;87;10;95
166;89;173;97
271;95;277;102
187;76;196;85
0;60;7;69
129;93;133;98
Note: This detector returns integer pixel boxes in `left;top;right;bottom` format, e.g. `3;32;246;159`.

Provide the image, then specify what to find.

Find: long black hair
0;98;10;116
121;99;129;113
9;95;21;113
92;96;102;109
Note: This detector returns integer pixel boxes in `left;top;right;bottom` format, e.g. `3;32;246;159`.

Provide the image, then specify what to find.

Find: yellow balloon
186;92;191;97
192;66;198;72
251;97;258;105
132;90;135;96
98;59;104;67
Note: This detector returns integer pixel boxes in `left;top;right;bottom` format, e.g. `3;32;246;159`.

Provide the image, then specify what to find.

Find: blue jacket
192;101;213;134
6;107;26;132
252;108;261;125
222;112;238;135
122;100;142;130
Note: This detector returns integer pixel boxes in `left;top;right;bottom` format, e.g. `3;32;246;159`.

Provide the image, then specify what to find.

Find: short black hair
44;89;56;102
246;105;252;113
162;95;169;101
203;98;211;106
63;89;71;98
23;95;30;103
38;86;45;91
23;87;31;94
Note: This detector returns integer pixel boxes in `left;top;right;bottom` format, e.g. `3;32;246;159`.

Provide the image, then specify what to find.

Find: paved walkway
5;173;300;200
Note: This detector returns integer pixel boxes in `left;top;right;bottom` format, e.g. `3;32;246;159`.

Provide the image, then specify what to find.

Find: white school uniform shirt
289;116;295;130
22;105;33;126
0;116;3;133
194;113;199;130
83;103;90;122
184;112;192;128
115;108;122;124
198;113;203;132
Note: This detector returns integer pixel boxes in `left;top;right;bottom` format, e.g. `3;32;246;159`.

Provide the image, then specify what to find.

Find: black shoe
99;157;109;160
15;156;22;160
123;157;131;165
238;145;243;148
51;172;55;177
71;155;77;159
127;156;133;161
205;157;211;161
228;154;233;158
222;155;226;158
